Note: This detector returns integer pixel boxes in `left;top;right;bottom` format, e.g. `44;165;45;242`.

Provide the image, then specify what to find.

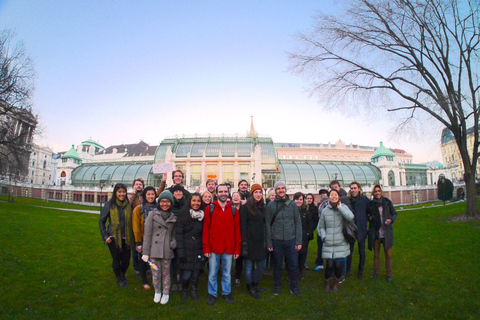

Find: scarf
110;198;133;251
160;209;171;221
190;209;205;221
349;192;362;204
142;203;156;220
374;197;383;206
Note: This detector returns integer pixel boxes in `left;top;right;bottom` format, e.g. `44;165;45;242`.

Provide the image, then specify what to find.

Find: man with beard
347;181;369;279
203;184;241;305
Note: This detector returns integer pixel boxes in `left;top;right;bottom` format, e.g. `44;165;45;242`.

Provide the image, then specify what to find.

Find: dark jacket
308;203;319;239
240;203;266;260
176;216;205;271
299;205;316;254
338;188;352;211
367;197;398;251
99;202;132;242
265;195;302;248
348;192;370;243
239;190;250;201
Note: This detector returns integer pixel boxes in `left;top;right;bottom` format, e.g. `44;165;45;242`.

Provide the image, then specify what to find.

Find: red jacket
203;201;241;255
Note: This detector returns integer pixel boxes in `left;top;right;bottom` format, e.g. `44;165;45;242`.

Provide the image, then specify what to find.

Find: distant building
27;145;53;185
440;126;479;181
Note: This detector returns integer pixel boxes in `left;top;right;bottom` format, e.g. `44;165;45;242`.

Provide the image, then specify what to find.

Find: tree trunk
464;173;479;218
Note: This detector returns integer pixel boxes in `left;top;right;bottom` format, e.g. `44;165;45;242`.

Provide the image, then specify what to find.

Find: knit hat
274;181;286;193
250;184;263;194
157;191;174;204
171;184;184;193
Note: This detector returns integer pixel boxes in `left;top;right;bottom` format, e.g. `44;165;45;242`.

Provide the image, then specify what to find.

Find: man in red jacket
203;184;241;305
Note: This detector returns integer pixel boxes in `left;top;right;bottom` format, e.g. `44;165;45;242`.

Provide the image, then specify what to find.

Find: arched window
388;170;395;186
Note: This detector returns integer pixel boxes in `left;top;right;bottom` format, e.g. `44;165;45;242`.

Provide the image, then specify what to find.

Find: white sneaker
154;293;161;303
160;294;169;305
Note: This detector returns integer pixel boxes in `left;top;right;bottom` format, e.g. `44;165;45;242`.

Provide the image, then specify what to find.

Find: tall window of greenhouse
190;165;201;188
206;164;218;182
223;164;234;185
239;164;250;181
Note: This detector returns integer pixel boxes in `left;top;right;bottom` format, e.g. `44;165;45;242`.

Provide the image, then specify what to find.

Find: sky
0;0;443;162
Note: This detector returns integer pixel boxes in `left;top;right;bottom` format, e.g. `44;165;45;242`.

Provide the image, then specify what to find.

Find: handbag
342;217;358;244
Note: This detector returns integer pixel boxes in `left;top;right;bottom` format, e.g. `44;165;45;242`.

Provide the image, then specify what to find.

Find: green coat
265;196;302;249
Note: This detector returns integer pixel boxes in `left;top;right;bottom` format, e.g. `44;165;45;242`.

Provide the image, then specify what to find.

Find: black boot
253;282;266;292
190;278;200;302
247;283;260;299
120;272;128;288
114;270;127;288
182;279;190;302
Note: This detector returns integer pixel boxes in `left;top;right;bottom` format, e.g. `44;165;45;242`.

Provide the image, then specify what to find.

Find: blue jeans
272;239;299;290
244;258;266;284
208;253;233;297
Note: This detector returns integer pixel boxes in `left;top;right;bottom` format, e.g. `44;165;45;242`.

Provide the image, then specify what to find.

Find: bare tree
0;30;37;179
290;0;479;218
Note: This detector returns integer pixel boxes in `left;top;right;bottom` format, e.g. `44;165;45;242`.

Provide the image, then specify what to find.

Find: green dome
81;139;104;151
371;141;396;161
62;144;82;161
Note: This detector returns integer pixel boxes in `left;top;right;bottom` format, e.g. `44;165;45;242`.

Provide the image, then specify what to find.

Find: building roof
441;124;478;145
61;145;82;161
371;142;396;160
81;139;105;151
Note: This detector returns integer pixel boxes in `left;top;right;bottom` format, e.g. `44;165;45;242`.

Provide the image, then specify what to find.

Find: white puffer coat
318;203;354;259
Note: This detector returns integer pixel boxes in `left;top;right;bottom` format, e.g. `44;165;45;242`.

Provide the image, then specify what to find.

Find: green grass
0;195;100;211
1;199;480;319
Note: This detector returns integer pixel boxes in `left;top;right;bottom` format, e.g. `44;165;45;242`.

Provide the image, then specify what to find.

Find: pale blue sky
0;0;442;162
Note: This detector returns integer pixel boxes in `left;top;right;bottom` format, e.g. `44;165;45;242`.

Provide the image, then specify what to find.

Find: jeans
346;239;366;274
374;238;392;276
208;253;233;297
272;239;299;291
244;258;266;284
315;234;324;266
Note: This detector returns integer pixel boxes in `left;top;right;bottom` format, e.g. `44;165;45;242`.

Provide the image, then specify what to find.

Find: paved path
28;205;100;215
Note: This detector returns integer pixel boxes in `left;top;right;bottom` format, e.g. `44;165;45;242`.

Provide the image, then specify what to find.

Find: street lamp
100;179;106;213
262;181;268;201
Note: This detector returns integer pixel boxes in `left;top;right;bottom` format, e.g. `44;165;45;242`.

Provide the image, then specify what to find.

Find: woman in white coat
318;189;354;293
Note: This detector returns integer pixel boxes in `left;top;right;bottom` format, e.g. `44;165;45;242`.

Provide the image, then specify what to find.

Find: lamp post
263;181;268;201
100;180;105;213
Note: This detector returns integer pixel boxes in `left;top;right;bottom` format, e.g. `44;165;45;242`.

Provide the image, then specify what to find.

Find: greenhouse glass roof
278;161;381;189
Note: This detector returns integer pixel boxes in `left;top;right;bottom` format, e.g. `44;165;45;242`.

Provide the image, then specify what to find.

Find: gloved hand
142;255;149;263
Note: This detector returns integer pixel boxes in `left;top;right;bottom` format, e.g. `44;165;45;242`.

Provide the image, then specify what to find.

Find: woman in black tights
318;189;354;293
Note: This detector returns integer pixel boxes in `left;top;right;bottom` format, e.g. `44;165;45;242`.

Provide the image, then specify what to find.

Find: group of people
99;171;397;305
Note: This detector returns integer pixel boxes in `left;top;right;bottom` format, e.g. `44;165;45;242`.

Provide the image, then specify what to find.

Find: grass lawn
1;198;479;319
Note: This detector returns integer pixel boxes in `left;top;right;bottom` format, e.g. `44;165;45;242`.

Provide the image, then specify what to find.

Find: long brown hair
246;194;264;216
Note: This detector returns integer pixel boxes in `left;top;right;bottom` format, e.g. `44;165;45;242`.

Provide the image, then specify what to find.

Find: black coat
349;194;369;243
299;205;315;254
366;197;397;251
176;218;206;271
308;203;319;237
240;204;266;260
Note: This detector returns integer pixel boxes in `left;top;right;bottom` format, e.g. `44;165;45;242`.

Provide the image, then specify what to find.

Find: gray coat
265;195;302;249
319;203;354;260
142;209;177;259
